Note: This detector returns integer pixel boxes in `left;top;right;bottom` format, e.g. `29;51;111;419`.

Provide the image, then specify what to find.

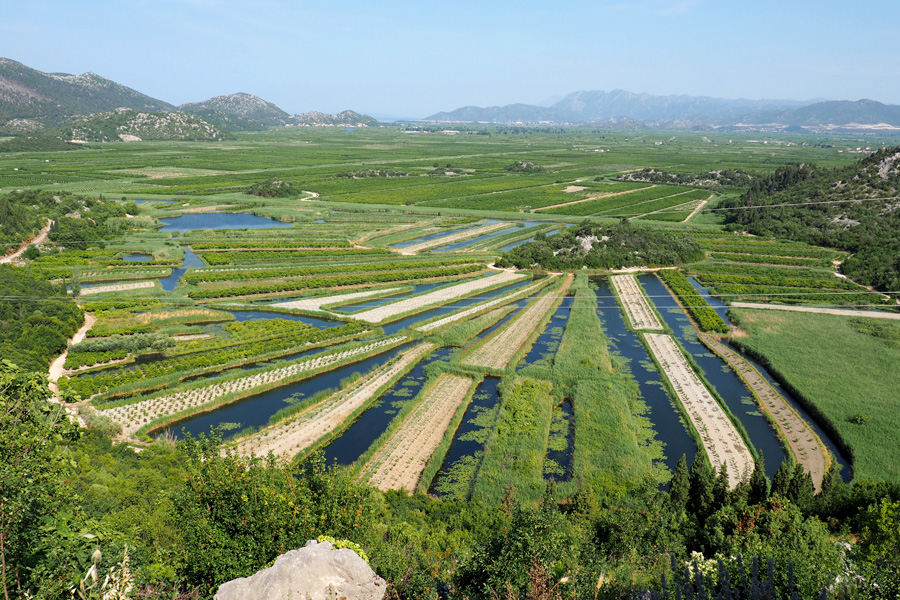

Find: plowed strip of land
534;187;655;213
351;271;525;323
102;336;406;439
272;287;403;312
361;374;475;492
643;332;754;488
610;274;663;330
416;276;555;332
232;342;435;459
400;222;511;253
464;274;573;369
730;302;900;320
699;333;828;490
79;281;156;296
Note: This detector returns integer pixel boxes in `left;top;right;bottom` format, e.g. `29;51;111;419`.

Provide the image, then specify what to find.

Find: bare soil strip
102;335;406;439
684;197;711;222
416;276;555;333
49;313;96;396
351;271;525;324
232;342;435;460
464;274;573;369
643;332;755;488
1;219;53;264
400;222;511;254
610;274;664;331
730;302;900;320
361;374;476;493
272;287;403;312
699;334;828;490
79;281;156;296
534;186;657;213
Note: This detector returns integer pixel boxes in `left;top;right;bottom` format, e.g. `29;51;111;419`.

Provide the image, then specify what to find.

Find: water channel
158;212;293;232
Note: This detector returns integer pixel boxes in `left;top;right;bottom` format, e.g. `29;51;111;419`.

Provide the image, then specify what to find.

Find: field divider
101;335;408;440
228;342;436;460
642;332;755;488
357;373;478;493
462;274;574;370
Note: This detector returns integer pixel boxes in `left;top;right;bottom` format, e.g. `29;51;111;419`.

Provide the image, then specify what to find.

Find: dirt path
730;302;900;320
417;277;555;333
1;219;53;264
644;332;755;488
361;373;476;493
610;274;664;331
272;287;403;312
534;186;656;213
684;196;711;222
232;342;435;460
699;334;828;490
351;271;525;324
400;222;512;254
48;313;96;397
464;274;573;369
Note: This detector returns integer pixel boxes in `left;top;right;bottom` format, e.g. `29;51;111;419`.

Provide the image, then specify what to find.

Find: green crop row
190;241;351;251
60;321;367;398
199;248;390;265
657;270;730;333
540;184;694;216
186;264;485;299
183;258;478;284
708;252;831;267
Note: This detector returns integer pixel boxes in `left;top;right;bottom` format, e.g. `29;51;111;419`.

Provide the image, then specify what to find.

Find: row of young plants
183;257;478;284
697;240;842;259
657;270;731;333
692;283;893;306
690;271;863;291
64;349;130;370
708;252;832;267
688;261;855;283
541;184;691;216
88;308;235;337
165;319;322;357
60;321;368;398
189;240;352;251
186;264;485;299
199;248;390;265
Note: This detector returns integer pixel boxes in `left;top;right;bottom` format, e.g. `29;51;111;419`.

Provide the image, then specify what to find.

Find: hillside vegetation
58;108;231;142
720;147;900;290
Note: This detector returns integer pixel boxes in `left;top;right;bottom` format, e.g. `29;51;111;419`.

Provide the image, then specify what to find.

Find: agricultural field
3;125;899;503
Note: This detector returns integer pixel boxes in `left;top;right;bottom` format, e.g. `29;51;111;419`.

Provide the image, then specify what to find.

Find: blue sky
3;0;898;118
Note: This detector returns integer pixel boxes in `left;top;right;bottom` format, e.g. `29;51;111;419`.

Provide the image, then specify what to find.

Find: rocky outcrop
214;540;386;600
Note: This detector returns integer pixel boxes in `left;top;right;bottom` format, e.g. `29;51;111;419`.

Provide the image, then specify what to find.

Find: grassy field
729;308;900;481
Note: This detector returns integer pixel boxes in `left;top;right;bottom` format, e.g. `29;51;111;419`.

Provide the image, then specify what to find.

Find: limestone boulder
214;540;386;600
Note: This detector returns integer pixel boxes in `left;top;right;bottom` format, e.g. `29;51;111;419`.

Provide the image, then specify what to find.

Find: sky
3;0;899;118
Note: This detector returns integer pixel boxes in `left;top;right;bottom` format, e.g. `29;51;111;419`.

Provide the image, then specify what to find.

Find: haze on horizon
4;0;899;119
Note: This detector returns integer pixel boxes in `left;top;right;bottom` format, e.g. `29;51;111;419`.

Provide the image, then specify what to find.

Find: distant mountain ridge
425;90;900;132
0;57;172;123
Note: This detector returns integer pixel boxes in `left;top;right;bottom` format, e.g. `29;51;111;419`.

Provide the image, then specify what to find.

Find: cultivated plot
610;274;664;331
360;373;476;493
643;332;754;488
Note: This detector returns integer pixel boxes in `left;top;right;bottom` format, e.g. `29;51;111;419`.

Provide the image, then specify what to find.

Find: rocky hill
58;108;231;142
0;57;172;125
720;147;900;290
179;92;289;127
287;110;378;127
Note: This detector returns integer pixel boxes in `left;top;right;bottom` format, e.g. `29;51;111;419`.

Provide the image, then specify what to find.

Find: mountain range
0;58;377;139
2;57;899;135
425;90;900;132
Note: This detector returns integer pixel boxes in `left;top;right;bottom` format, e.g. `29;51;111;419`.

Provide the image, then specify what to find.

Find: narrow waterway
638;273;787;476
517;295;572;368
322;347;455;465
592;278;697;472
161;342;412;439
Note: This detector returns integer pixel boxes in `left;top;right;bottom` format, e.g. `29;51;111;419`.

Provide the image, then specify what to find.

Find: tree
687;455;715;522
771;460;793;498
787;464;815;511
747;457;769;506
0;360;80;600
668;454;690;510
